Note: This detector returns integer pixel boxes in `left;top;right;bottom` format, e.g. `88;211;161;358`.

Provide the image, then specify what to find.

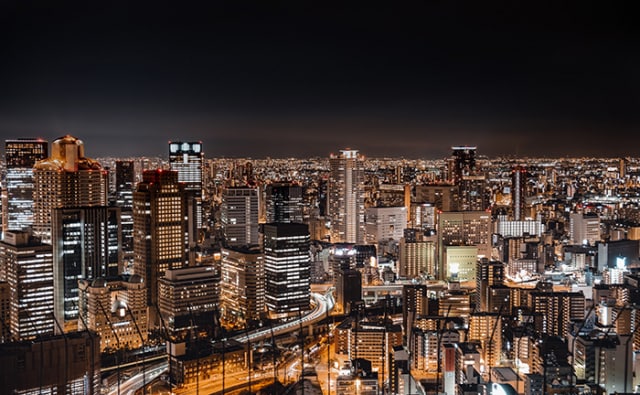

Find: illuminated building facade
32;135;107;244
476;259;505;312
219;246;264;325
2;138;48;234
263;223;310;318
398;229;436;279
512;165;528;220
159;265;219;339
115;160;135;266
469;312;502;374
0;231;54;341
0;281;9;341
364;206;407;244
265;181;304;223
569;212;601;246
133;169;189;315
220;186;260;247
78;275;147;352
328;149;365;243
52;206;121;331
437;211;491;280
528;291;585;337
449;146;477;184
169;141;204;263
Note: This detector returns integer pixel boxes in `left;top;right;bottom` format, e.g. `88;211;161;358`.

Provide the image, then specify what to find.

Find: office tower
364;206;407;244
398;229;436;279
0;231;54;341
437;211;491;280
476;259;505;312
2;138;48;234
458;175;489;211
158;265;219;340
220;246;264;326
512;165;528;220
449;146;477;184
263;223;310;318
52;206;121;331
335;268;361;315
33;135;107;244
169;141;204;263
221;186;260;247
115;160;135;267
569;212;601;246
573;332;631;392
265;182;304;223
78;275;147;352
133;169;189;316
328;149;365;243
0;330;101;394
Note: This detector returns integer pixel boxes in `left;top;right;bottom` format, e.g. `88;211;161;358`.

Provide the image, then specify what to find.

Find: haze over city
2;2;639;159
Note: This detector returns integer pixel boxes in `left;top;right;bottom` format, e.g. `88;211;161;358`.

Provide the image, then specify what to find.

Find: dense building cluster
3;137;640;394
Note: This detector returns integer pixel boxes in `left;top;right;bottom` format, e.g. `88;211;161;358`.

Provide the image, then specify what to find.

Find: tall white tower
328;149;365;243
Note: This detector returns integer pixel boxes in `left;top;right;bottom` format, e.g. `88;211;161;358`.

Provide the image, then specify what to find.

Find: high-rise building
2;138;48;234
449;146;477;184
528;291;585;338
32;135;107;244
512;165;528;220
335;268;361;315
265;182;304;224
263;223;310;318
169;141;204;263
398;229;436;279
221;186;260;247
51;206;121;331
570;212;601;246
476;259;505;313
328;149;365;243
220;246;264;326
115;160;135;267
133;169;188;317
0;231;54;341
158;265;219;340
437;211;492;280
0;281;10;342
468;312;502;376
78;275;147;352
364;206;407;244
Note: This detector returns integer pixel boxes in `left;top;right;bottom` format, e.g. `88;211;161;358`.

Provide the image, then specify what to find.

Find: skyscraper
449;146;477;184
512;165;528;220
221;186;260;247
32;135;107;244
0;231;54;341
133;169;189;318
115;160;135;267
328;149;365;243
51;206;121;331
2;138;48;234
263;223;311;318
265;181;304;224
169;141;204;264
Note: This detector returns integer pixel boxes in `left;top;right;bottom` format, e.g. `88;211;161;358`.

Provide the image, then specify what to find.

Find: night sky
1;1;638;159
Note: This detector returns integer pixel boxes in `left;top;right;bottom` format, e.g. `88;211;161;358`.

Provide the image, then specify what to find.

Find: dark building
265;182;304;224
0;330;101;394
336;268;362;315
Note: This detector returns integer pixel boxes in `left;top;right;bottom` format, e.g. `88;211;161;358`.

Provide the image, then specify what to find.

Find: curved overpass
232;289;335;344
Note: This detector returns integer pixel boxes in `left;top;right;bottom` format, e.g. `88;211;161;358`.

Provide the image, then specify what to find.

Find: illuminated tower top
33;134;102;172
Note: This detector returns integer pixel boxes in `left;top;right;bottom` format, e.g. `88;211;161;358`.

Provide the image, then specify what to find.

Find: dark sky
1;1;638;159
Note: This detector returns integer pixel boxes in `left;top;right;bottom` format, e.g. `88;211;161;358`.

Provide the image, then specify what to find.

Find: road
114;288;335;395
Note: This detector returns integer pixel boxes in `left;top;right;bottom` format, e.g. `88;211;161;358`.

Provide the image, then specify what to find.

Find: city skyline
1;2;639;159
